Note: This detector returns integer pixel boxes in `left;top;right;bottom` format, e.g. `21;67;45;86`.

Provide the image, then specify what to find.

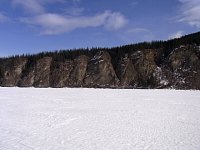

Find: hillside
0;32;200;89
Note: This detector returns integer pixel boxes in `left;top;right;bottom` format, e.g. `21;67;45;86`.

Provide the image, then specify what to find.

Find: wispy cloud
126;28;150;34
20;11;127;35
63;7;84;16
11;0;128;35
104;12;128;30
12;0;45;14
120;27;155;43
169;31;184;39
12;0;66;14
178;0;200;28
0;12;9;23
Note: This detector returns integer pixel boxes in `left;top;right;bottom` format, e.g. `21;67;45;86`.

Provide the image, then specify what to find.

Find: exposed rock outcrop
18;70;35;87
131;49;158;87
33;57;52;88
1;58;27;87
84;51;119;87
117;54;138;87
169;45;200;71
168;45;200;89
70;55;89;87
0;43;200;89
50;60;74;88
49;55;89;88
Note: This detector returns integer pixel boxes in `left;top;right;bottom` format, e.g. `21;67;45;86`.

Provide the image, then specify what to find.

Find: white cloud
178;0;200;28
119;27;155;43
12;0;84;16
12;0;45;14
12;0;65;14
11;0;127;35
126;28;150;33
104;12;128;30
20;11;127;35
126;28;154;41
63;7;84;16
169;31;184;39
0;12;9;23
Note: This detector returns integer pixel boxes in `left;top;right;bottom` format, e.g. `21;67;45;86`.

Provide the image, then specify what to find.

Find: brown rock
33;57;52;88
50;60;74;88
169;45;200;71
167;45;200;89
1;58;27;87
84;51;119;87
70;55;89;86
132;49;158;86
118;54;138;87
18;70;35;87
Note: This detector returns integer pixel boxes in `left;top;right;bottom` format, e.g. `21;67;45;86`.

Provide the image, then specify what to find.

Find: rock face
0;44;200;89
132;49;158;87
70;55;89;87
50;60;74;88
169;45;199;71
168;45;200;89
84;51;119;87
0;58;27;87
117;55;138;87
50;55;88;88
18;70;35;87
33;57;52;88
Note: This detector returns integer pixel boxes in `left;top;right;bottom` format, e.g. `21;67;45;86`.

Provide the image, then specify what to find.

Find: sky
0;0;200;56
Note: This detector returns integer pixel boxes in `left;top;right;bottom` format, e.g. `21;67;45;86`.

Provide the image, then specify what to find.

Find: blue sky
0;0;199;56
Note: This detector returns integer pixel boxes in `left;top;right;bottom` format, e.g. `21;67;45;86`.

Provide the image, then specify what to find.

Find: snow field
0;88;200;150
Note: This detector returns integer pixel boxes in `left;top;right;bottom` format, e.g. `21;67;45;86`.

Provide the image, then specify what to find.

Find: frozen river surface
0;88;200;150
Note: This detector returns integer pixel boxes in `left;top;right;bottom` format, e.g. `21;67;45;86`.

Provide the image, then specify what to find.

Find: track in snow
0;88;200;150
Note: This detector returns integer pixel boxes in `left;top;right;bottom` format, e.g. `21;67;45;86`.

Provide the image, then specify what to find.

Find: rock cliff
0;58;27;87
0;32;200;89
84;51;119;87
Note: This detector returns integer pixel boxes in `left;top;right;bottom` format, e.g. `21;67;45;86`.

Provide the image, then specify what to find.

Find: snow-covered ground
0;88;200;150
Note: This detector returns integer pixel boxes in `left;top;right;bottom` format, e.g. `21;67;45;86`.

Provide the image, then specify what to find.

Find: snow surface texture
0;88;200;150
